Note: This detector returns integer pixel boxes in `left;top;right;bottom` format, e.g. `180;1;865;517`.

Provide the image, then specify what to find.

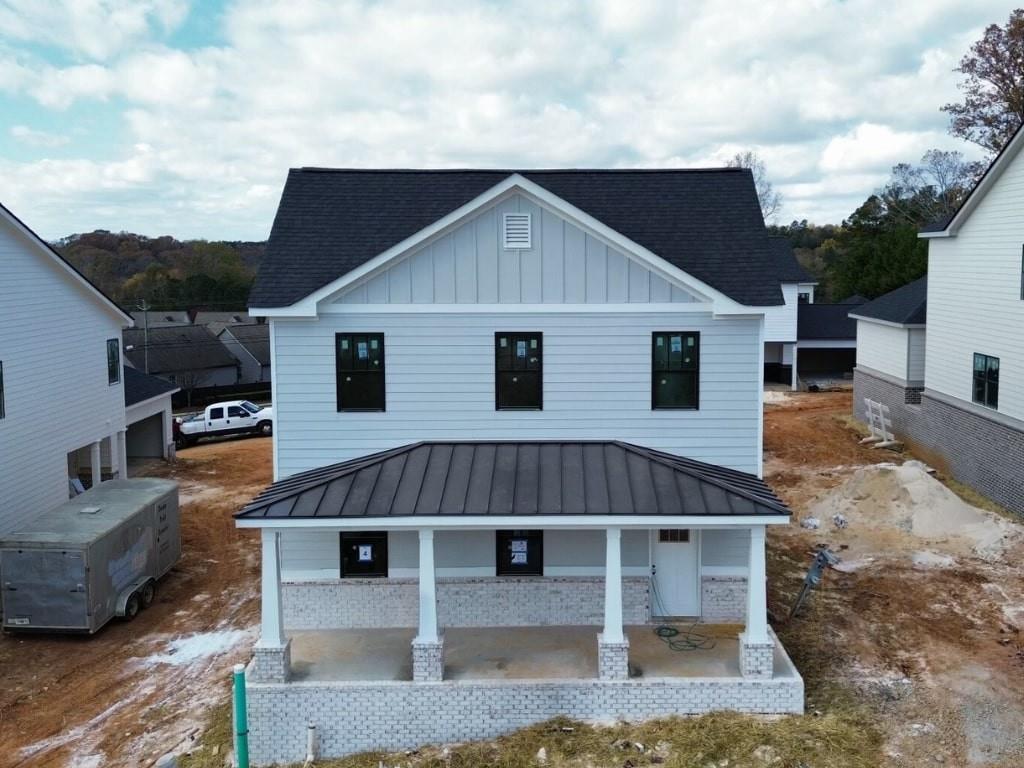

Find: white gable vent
502;212;532;250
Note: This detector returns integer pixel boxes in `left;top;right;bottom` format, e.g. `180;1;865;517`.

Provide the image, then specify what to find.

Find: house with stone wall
237;168;804;764
852;122;1024;516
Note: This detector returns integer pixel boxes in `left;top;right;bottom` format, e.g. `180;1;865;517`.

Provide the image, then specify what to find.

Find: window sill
652;406;699;411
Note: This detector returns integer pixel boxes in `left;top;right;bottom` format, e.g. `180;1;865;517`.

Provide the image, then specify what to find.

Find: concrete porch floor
288;624;796;682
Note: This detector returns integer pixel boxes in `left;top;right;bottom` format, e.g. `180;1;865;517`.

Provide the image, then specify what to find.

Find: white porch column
598;527;629;679
412;528;443;681
602;527;624;643
791;344;799;391
117;430;128;479
415;528;439;643
252;529;290;682
90;441;102;488
739;525;773;679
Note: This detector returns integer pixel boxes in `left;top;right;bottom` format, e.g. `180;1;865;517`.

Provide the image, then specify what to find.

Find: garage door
798;348;856;377
127;412;165;458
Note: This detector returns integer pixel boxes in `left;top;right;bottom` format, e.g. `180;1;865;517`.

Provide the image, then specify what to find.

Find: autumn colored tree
942;9;1024;153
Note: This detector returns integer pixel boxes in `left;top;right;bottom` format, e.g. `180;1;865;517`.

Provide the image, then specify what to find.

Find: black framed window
336;333;385;411
652;332;699;409
0;361;5;419
658;529;690;543
496;530;543;576
495;332;542;409
106;339;120;385
798;291;811;304
973;353;999;409
340;531;388;577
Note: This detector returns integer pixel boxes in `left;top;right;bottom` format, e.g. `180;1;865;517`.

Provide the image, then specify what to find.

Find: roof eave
235;514;791;529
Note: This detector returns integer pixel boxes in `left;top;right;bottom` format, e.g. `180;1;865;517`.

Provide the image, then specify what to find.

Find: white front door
652;529;700;617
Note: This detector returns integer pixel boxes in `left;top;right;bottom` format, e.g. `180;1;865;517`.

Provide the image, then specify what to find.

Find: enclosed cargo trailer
1;478;180;633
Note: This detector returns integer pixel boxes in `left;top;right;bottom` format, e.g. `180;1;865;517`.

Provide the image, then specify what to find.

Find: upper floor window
495;333;542;410
973;353;999;410
336;333;385;411
106;339;120;385
798;291;811;304
652;332;699;409
0;361;5;419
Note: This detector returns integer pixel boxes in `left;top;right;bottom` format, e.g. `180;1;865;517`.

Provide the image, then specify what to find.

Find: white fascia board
125;390;180;417
849;314;926;330
251;173;758;318
0;204;134;325
236;514;791;530
918;125;1024;239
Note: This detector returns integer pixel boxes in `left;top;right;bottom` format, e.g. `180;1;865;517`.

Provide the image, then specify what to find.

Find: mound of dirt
809;461;1017;560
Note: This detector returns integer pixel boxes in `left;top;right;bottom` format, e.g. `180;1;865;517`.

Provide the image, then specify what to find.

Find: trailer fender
114;577;152;617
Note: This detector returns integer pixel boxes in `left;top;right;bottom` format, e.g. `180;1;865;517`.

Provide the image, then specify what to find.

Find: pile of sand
809;461;1018;559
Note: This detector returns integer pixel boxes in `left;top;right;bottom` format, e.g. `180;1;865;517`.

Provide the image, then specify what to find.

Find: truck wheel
258;420;273;436
124;592;141;620
174;435;187;450
141;581;156;608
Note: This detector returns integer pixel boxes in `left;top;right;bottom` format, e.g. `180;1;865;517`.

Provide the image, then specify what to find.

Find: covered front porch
287;623;799;682
237;441;792;685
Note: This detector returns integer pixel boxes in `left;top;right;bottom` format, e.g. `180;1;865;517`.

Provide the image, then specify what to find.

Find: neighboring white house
237;168;803;764
763;237;817;389
218;323;271;384
853;123;1024;515
123;365;180;462
0;202;133;534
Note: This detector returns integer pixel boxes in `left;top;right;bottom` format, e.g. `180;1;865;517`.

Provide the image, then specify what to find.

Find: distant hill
56;231;266;311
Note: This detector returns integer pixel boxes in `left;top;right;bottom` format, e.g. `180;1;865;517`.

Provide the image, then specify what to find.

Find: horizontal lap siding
272;312;761;479
926;153;1024;422
0;225;126;533
855;321;909;381
761;283;797;342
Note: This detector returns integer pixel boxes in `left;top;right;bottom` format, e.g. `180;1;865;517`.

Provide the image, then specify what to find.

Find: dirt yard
3;392;1024;767
0;437;268;768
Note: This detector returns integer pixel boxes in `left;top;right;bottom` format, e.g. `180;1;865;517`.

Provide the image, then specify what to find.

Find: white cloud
0;0;1011;237
10;124;69;147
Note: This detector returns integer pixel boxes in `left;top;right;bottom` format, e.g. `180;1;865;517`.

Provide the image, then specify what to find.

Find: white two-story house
238;169;803;764
763;237;817;389
0;203;133;535
852;123;1024;515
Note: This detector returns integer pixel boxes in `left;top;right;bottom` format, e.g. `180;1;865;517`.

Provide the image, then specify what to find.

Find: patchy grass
179;700;233;768
291;711;881;768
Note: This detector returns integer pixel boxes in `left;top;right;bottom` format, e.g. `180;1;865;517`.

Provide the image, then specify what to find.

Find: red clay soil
0;437;270;768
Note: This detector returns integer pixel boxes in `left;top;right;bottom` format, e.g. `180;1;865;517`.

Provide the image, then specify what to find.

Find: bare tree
726;150;783;221
175;370;210;408
942;9;1024;153
880;150;984;226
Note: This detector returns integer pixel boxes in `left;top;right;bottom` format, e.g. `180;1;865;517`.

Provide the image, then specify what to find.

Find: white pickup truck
174;400;274;449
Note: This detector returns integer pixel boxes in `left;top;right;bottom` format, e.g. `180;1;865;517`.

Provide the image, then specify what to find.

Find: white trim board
797;339;856;349
237;515;791;531
849;314;926;330
250;174;770;319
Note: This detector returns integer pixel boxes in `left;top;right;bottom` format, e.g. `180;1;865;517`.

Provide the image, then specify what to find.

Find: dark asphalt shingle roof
250;168;784;308
123;325;238;375
797;300;866;340
236;440;790;520
123;366;179;406
222;324;270;365
849;277;927;325
769;237;815;283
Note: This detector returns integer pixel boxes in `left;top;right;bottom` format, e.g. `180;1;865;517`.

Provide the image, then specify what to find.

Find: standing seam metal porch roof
236;441;791;520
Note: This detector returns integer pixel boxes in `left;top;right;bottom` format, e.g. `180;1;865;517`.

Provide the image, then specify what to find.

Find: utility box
1;478;180;634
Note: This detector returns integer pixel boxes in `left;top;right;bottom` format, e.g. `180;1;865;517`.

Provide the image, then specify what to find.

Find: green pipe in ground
233;663;250;768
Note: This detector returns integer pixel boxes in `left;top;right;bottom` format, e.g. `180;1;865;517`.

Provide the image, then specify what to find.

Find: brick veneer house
238;169;803;763
852;122;1024;516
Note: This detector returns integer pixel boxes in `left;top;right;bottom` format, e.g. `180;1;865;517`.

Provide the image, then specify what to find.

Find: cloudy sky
0;0;1011;240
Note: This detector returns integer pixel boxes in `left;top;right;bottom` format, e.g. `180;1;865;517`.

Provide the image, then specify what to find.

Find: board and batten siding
926;151;1024;422
762;283;798;343
855;320;912;382
336;194;699;306
0;223;127;534
280;529;748;580
272;311;762;479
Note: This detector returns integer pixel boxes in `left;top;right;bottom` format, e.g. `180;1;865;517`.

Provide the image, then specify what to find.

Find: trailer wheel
258;420;273;436
124;592;141;620
141;581;156;608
